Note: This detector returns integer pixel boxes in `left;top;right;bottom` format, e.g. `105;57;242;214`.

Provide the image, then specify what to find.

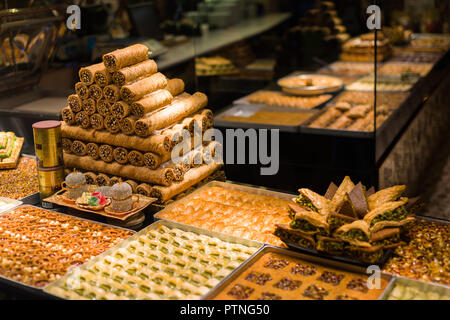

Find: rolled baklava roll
164;78;185;97
125;180;138;193
62;138;73;153
112;59;157;86
94;67;112;87
90;113;104;130
130;89;173;118
143;152;161;170
136;183;153;197
79;63;104;85
328;115;353;129
128;150;145;167
150;163;222;202
97;98;112;117
62;106;76;125
86;142;99;160
104;116;121;133
75;111;90;129
99;144;114;163
71;140;88;156
109;176;121;186
75;82;89;99
134;92;207;137
111;101;131;119
160;161;184;181
96;173;111;187
193;114;208;133
67;94;83;113
82;98;96;115
119;116;137;135
113;147;129;164
201;109;214;127
102;44;149;72
103;85;120;104
120;72;167;103
63;153;174;186
84;172;97;185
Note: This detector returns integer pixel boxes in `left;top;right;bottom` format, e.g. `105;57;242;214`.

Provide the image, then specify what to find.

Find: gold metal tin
32;120;63;168
37;165;65;200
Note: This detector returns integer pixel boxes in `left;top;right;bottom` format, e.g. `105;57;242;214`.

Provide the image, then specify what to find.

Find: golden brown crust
367;185;406;210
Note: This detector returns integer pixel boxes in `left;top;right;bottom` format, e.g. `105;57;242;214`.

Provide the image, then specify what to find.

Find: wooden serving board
44;190;157;221
0;138;24;170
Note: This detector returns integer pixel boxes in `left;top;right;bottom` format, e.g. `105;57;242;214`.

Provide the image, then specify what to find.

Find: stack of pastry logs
62;44;222;202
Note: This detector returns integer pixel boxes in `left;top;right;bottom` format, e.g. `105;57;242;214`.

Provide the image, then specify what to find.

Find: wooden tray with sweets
44;189;157;221
0;137;24;170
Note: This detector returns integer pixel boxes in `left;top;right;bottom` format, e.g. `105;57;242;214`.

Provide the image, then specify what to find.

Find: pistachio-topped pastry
334;220;371;247
65;170;87;199
294;188;333;216
110;181;133;212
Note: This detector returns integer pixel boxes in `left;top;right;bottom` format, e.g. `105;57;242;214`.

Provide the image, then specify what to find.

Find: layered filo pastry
288;204;330;236
370;227;405;249
364;200;415;232
330;176;355;209
326;212;357;231
367;185;406;210
334;220;371;247
344;245;384;264
316;236;345;255
293;188;334;216
274;224;316;249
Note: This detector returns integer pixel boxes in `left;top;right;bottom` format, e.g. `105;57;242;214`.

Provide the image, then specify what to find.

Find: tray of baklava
204;246;393;300
154;180;296;248
301;91;408;137
44;220;264;300
0;205;134;292
215;103;318;132
380;276;450;300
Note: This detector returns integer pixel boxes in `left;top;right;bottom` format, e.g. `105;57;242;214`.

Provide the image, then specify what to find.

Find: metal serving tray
214;103;318;132
154;180;296;222
379;276;450;300
0;204;135;295
44;219;265;300
203;245;394;300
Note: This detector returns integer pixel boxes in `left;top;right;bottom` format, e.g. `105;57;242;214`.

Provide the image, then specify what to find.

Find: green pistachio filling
372;233;401;246
339;229;369;242
370;206;407;226
295;195;319;213
274;229;314;249
347;250;382;263
318;239;344;253
327;216;349;230
290;219;328;236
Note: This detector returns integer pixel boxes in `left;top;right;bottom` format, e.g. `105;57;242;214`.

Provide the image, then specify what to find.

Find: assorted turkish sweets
0;157;39;199
157;186;292;247
383;219;450;286
62;44;222;203
213;251;388;300
45;224;258;300
275;176;416;263
0;132;24;169
0;206;134;288
340;32;393;62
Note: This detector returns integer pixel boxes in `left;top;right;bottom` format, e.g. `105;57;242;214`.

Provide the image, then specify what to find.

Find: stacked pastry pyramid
61;44;222;203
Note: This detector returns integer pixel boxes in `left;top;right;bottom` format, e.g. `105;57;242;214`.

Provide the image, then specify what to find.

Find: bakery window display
61;44;223;204
274;176;419;264
0;206;134;288
45;222;259;300
0;156;39;199
155;183;294;247
209;249;389;300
